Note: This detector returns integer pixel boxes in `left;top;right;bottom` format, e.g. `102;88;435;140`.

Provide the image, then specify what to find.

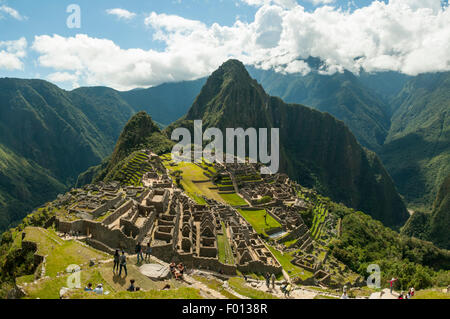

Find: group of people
169;262;185;280
135;242;152;264
113;250;128;276
398;288;415;299
113;242;153;277
280;282;293;298
127;279;141;292
84;283;104;295
264;273;277;290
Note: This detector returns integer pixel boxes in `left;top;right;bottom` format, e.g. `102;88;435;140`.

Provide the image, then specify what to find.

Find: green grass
237;209;281;236
267;246;313;280
45;241;109;277
219;193;247;206
228;277;278;299
22;227;109;278
217;223;235;265
193;275;239;299
413;288;450;299
72;287;204;299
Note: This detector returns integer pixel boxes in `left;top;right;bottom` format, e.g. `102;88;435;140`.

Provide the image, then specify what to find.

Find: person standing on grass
389;278;398;294
145;243;152;262
136;242;144;264
119;251;128;277
113;249;120;273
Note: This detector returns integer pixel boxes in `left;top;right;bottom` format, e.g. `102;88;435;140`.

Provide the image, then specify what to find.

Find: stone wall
55;218;136;254
102;200;133;226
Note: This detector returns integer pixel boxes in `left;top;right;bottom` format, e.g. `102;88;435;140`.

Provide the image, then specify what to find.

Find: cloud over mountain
31;0;450;90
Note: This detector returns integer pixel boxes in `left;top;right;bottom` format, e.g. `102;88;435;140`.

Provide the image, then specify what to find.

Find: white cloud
106;8;136;20
241;0;298;9
307;0;335;6
47;72;79;88
0;5;26;20
0;37;27;70
32;0;450;89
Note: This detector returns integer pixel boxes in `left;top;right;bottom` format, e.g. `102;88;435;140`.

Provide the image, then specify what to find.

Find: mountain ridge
166;59;409;228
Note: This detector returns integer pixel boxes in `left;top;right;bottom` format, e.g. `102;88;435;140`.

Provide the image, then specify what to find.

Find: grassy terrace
22;227;110;278
115;151;151;186
237;209;281;236
217;222;235;265
267;246;314;281
219;193;247;206
311;203;328;240
228;278;278;299
193;276;239;299
162;155;247;207
163;160;221;204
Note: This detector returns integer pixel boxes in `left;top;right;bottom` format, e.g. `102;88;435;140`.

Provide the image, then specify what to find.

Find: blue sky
0;0;449;90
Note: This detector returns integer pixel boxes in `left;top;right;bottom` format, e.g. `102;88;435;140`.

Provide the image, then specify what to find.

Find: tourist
406;291;411;299
410;287;415;297
93;284;104;295
177;263;185;276
284;283;292;298
388;278;398;294
169;262;176;274
271;273;276;289
265;273;270;289
398;291;404;299
341;287;349;299
145;243;152;262
84;283;93;292
135;242;144;264
119;251;128;277
127;279;136;292
113;250;120;273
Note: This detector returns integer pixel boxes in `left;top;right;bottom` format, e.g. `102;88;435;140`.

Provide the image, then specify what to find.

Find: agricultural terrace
237;208;282;236
161;154;247;207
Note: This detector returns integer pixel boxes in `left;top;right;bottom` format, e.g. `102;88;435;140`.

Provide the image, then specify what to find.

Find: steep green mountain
119;78;206;126
357;70;412;107
167;59;409;228
0;144;65;230
429;174;450;250
78;111;174;185
380;72;450;211
247;66;391;151
402;175;450;250
0;79;137;231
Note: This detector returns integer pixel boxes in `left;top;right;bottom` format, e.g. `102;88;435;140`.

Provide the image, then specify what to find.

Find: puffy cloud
47;72;80;88
0;37;27;70
106;8;136;20
241;0;298;9
0;5;26;20
32;1;450;89
307;0;335;6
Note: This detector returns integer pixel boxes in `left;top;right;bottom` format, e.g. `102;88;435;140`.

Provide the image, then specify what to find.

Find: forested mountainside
166;60;409;228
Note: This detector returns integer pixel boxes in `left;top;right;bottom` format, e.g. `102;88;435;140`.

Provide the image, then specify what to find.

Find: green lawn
217;223;235;265
267;246;313;280
22;227;110;278
220;193;247;206
413;288;450;299
163;160;222;204
228;278;278;299
193;275;239;299
237;209;281;236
